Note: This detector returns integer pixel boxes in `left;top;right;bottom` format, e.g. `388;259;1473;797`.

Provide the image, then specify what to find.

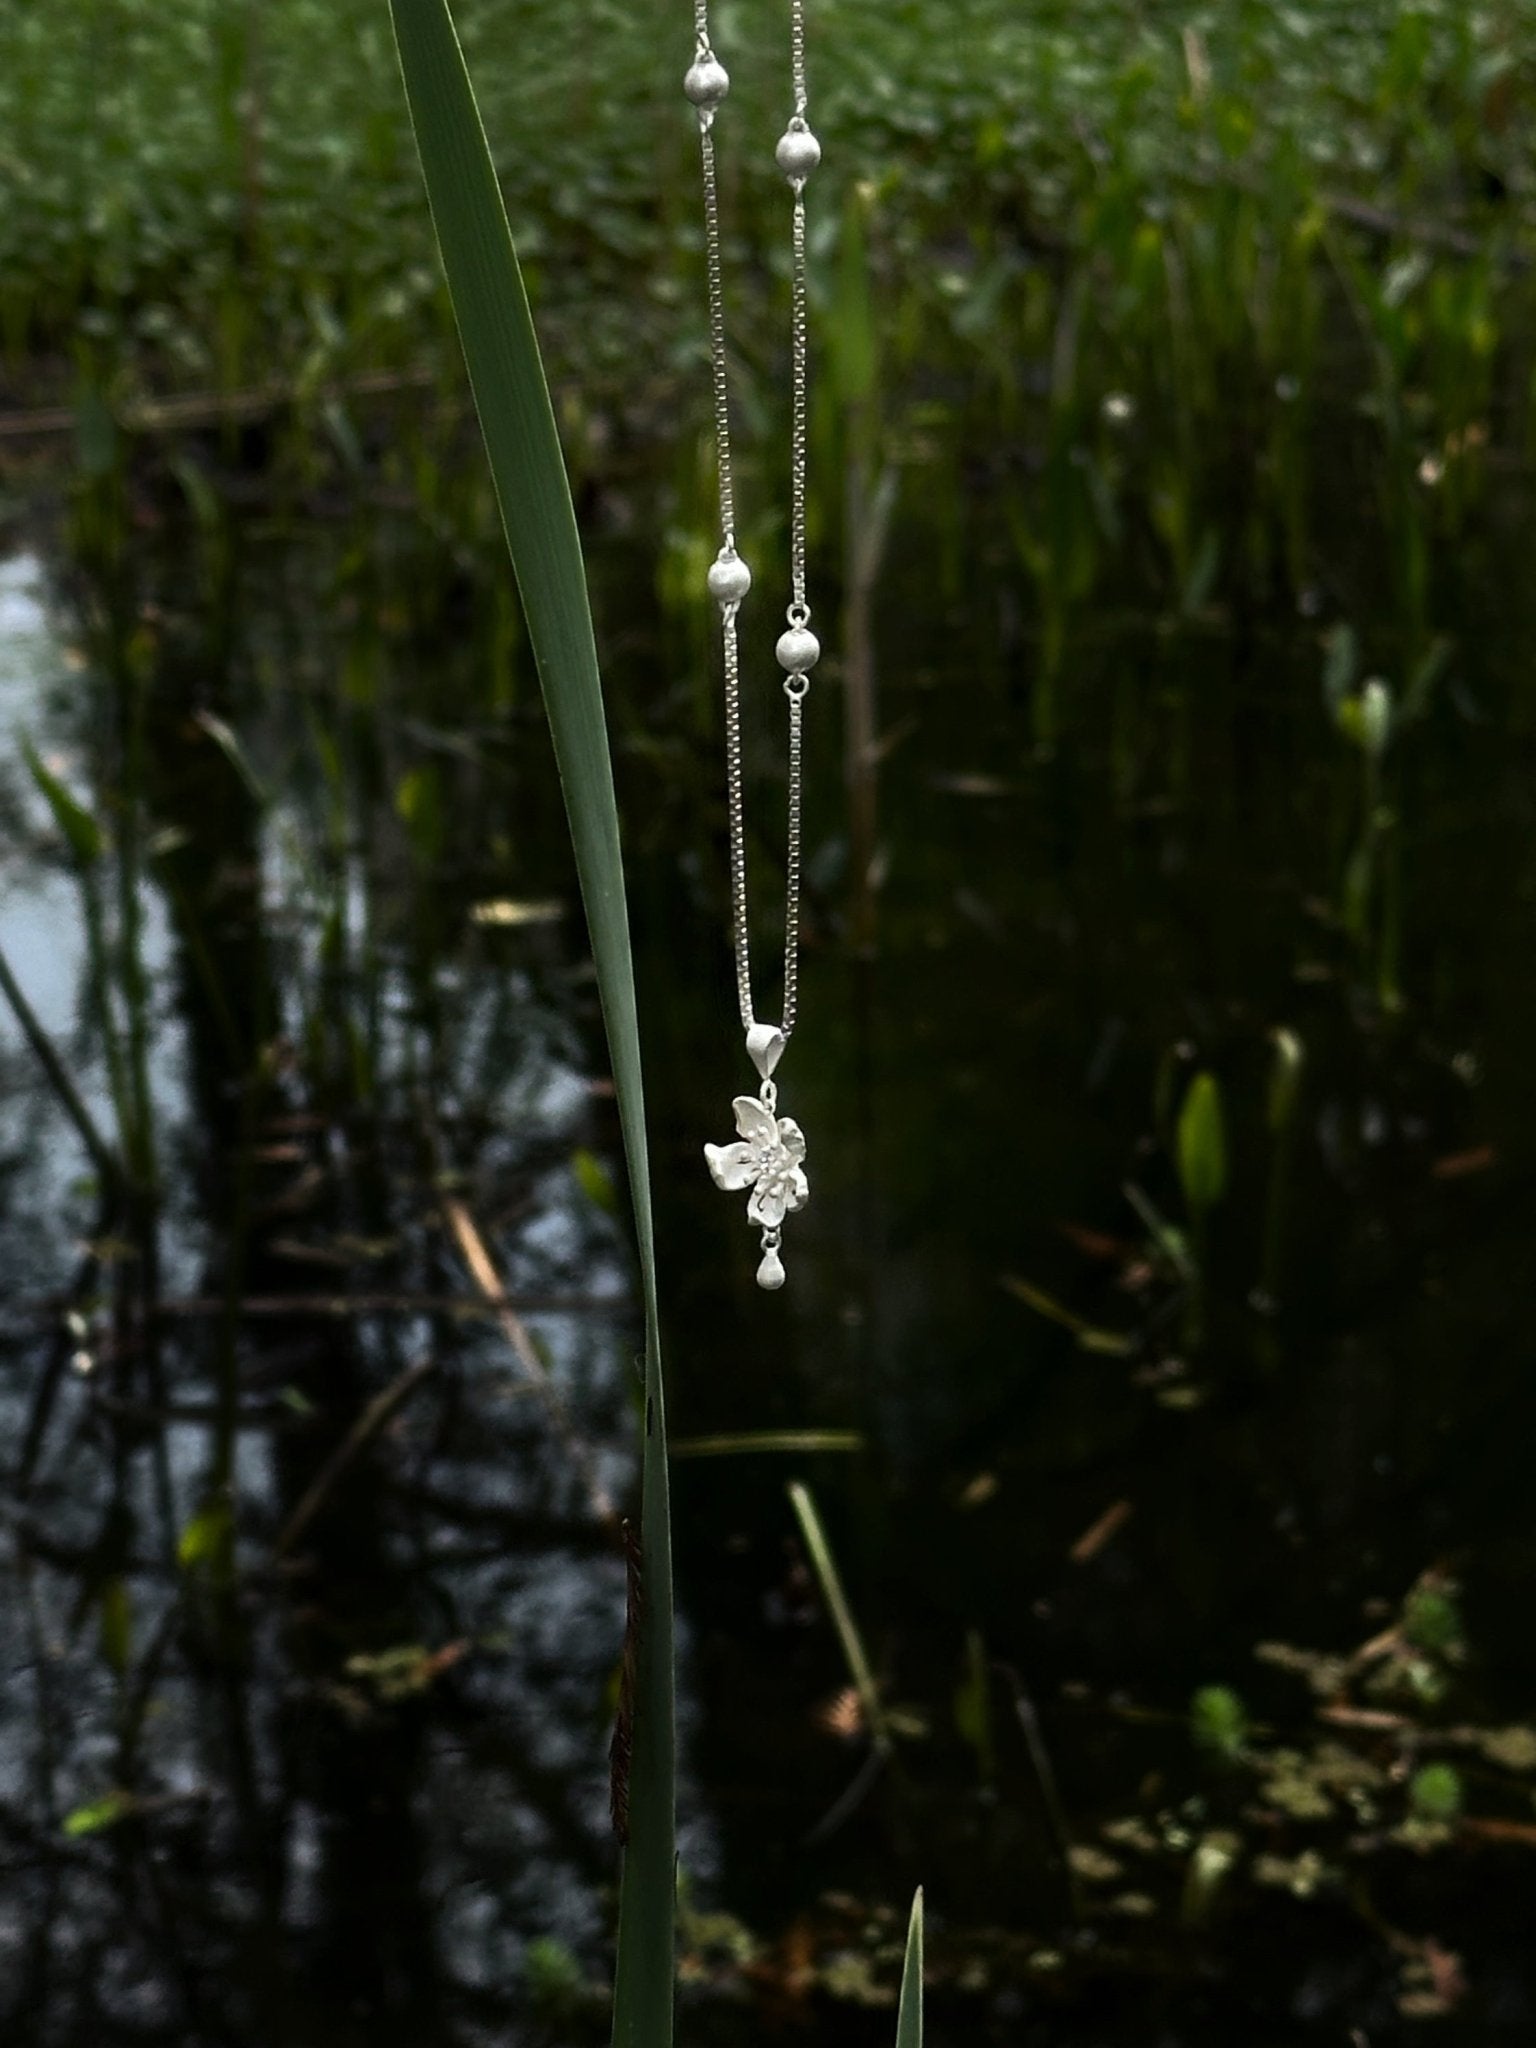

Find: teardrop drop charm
756;1245;786;1291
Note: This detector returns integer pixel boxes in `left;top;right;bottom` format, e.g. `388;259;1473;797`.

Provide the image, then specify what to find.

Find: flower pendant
705;1090;809;1289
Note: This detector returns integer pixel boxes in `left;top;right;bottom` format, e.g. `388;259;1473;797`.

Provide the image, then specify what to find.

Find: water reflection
2;444;1536;2041
0;541;711;2043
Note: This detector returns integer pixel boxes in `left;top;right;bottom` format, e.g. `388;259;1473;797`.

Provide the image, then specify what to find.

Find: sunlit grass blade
788;1479;891;1758
385;4;673;2042
671;1430;863;1460
896;1886;924;2048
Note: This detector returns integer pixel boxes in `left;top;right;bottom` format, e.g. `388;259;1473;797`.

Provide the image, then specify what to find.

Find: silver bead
707;550;752;606
776;625;820;675
775;125;821;182
684;56;730;109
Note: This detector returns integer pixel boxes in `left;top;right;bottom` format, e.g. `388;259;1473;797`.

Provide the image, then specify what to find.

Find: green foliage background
5;0;1532;397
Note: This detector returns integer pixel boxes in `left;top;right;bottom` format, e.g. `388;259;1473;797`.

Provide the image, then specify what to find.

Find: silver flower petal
704;1139;758;1192
732;1094;779;1145
709;1092;811;1243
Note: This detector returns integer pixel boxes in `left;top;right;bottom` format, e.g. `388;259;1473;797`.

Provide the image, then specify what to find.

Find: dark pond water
2;394;1536;2046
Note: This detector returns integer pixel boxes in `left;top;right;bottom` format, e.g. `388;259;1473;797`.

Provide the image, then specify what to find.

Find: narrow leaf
1322;622;1358;714
573;1145;619;1214
789;1480;891;1756
25;741;105;865
195;709;270;806
386;5;673;2042
1357;676;1394;761
953;1631;995;1784
177;1500;233;1572
832;184;878;407
1176;1072;1227;1220
1401;636;1452;724
1266;1027;1304;1134
63;1789;135;1838
1001;1273;1134;1356
0;941;125;1193
670;1430;863;1460
895;1887;924;2048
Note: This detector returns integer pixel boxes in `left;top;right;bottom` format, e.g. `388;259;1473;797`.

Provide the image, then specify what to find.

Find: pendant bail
746;1021;786;1081
757;1229;786;1291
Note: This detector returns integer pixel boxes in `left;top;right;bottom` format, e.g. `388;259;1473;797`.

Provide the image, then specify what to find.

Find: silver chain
787;0;810;625
698;113;735;550
689;0;819;1044
689;1;821;1291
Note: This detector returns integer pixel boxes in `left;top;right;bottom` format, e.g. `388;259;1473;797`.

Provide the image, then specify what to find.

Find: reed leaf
386;4;674;2041
895;1887;924;2048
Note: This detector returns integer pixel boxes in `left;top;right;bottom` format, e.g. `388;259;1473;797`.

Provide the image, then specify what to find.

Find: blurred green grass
4;0;1533;404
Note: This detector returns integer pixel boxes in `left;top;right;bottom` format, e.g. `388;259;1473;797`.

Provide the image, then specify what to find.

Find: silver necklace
687;2;822;1293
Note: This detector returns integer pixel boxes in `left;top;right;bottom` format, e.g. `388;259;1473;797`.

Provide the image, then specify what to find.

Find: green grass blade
385;5;673;2042
0;940;124;1196
788;1480;891;1756
672;1430;864;1460
896;1887;924;2048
